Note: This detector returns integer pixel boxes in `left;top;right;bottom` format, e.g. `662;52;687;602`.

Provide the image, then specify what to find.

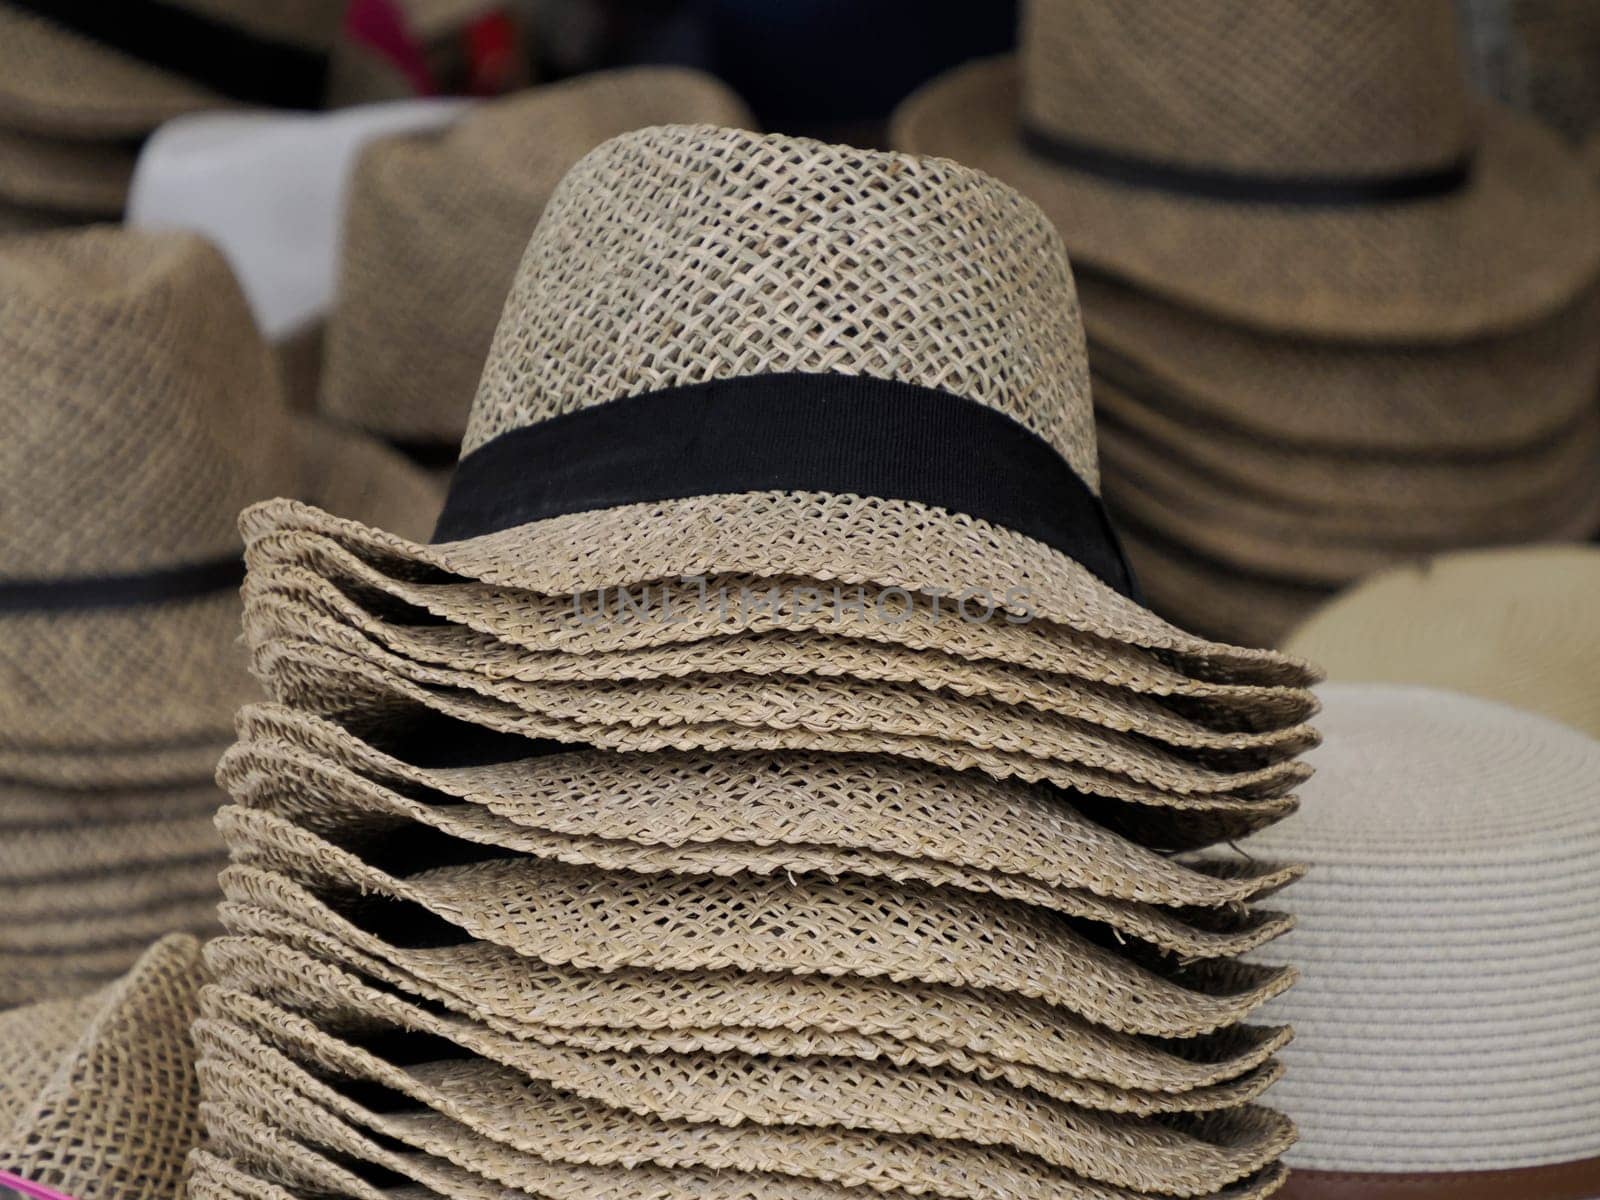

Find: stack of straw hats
0;935;206;1200
1283;545;1600;739
1233;684;1600;1198
319;68;752;468
195;124;1325;1200
892;0;1600;647
0;1;349;230
0;227;442;1008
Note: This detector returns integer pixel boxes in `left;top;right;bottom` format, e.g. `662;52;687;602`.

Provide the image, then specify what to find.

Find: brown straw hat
320;68;754;459
892;0;1600;340
0;934;204;1199
0;1;347;138
249;123;1320;685
1282;545;1600;737
0;225;441;774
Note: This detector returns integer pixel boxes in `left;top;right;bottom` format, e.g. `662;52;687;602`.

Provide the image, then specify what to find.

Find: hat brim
0;128;135;215
891;56;1600;342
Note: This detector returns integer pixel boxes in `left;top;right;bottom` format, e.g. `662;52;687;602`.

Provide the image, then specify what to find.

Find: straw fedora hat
891;0;1600;341
1282;546;1600;737
1235;684;1600;1199
252;123;1321;689
319;69;753;460
0;1;347;138
0;226;442;779
0;934;204;1200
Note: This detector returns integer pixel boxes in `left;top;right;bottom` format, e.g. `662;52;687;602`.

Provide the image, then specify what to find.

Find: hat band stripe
6;0;329;110
1021;125;1473;207
384;434;461;472
0;554;245;614
433;372;1139;598
1280;1157;1600;1200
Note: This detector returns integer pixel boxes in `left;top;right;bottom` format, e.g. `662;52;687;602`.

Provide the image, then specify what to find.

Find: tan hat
0;935;204;1200
320;68;754;459
0;226;441;772
891;0;1600;341
0;1;346;138
1282;546;1600;737
0;128;134;217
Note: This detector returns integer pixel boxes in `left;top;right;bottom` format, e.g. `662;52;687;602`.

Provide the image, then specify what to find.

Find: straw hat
1282;546;1600;737
0;1;347;138
254;123;1320;687
319;69;754;459
1235;684;1600;1197
891;0;1600;341
0;128;134;217
0;226;441;772
0;935;204;1200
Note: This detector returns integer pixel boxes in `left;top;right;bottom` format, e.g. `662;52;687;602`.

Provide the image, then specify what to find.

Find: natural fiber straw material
198;982;1296;1197
248;558;1321;760
1078;273;1600;455
1238;684;1600;1174
890;0;1600;340
1282;546;1600;738
0;738;232;790
231;700;1303;908
217;865;1294;1096
0;226;442;761
245;121;1319;684
322;68;753;446
0;1;344;138
206;933;1285;1115
217;806;1295;1039
194;1015;1291;1200
220;735;1292;961
242;591;1309;798
0;934;204;1199
0;129;135;215
243;635;1301;850
244;527;1321;726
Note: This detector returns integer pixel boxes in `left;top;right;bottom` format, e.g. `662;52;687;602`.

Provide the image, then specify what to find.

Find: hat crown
0;228;292;579
462;125;1101;491
1022;0;1474;177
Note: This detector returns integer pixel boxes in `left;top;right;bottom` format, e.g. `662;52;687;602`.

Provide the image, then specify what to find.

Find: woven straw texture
322;68;753;446
0;935;204;1198
890;1;1600;340
1283;546;1600;737
1238;684;1600;1173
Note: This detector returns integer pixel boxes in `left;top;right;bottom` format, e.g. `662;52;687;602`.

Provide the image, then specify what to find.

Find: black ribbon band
1021;125;1473;208
0;553;245;614
385;434;462;473
8;0;331;110
434;372;1138;598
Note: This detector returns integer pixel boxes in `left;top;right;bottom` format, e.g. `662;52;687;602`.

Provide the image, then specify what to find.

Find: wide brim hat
1233;684;1600;1196
319;68;754;454
0;227;444;778
0;2;346;139
0;934;204;1199
891;46;1600;342
254;124;1319;695
1282;546;1600;736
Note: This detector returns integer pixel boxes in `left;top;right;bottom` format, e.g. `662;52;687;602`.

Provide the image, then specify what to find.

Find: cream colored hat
891;0;1600;341
0;935;204;1200
320;69;754;460
1237;684;1600;1199
1283;546;1600;737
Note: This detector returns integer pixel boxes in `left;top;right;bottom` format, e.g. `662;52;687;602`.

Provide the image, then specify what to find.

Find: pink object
345;0;438;95
0;1172;78;1200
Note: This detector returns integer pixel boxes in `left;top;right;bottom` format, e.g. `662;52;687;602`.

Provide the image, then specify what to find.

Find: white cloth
128;100;472;339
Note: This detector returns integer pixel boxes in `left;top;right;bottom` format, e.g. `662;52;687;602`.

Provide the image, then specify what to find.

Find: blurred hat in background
1234;684;1600;1198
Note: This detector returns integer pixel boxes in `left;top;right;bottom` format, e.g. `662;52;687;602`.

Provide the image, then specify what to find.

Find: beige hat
1283;545;1600;737
320;68;754;459
0;935;204;1199
0;128;134;217
891;0;1600;341
1234;685;1600;1198
0;1;346;138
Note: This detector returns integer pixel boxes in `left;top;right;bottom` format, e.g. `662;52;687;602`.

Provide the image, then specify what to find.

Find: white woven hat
126;100;472;341
1237;683;1600;1199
